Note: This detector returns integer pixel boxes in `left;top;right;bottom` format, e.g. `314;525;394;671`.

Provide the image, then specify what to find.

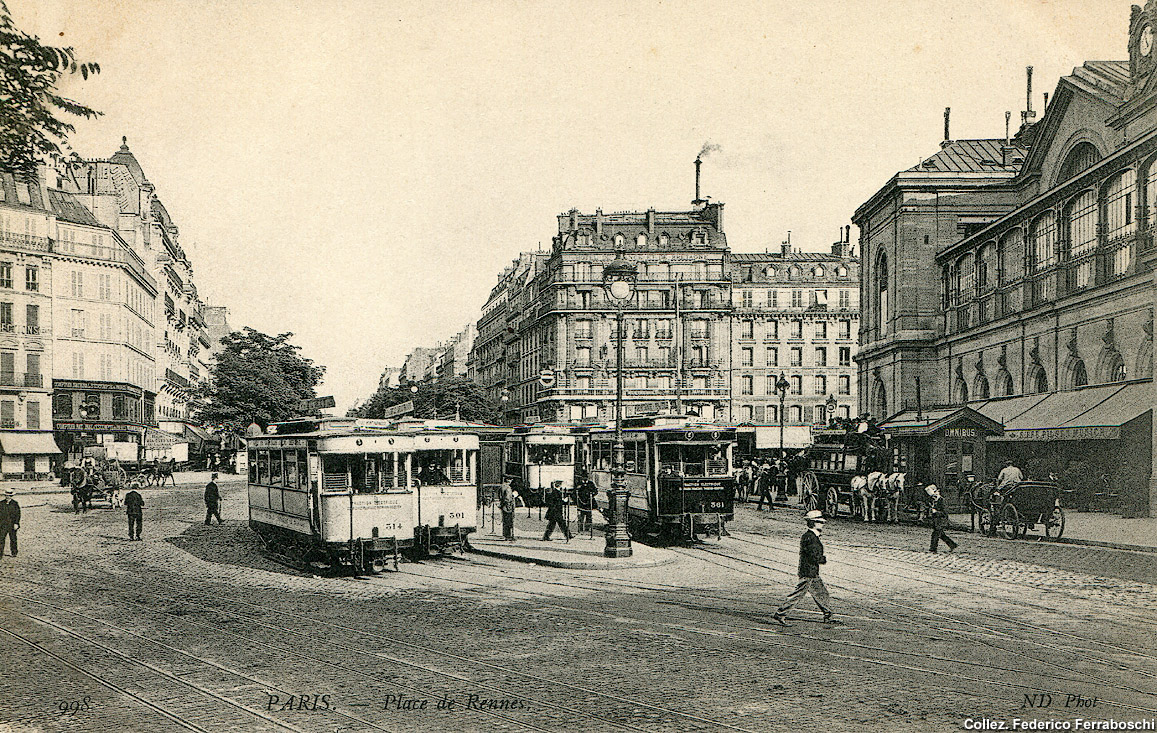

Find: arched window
836;266;848;277
954;379;969;404
1030;212;1057;271
814;266;825;278
658;233;669;247
957;252;974;297
813;405;826;424
52;392;72;418
1056;142;1101;184
997;370;1014;397
1066;190;1097;289
974;374;990;400
977;243;996;291
876;251;889;337
614;233;624;248
1071;359;1088;388
1107;353;1126;383
1032;367;1049;394
636;233;647;248
766;266;777;279
999;229;1023;284
788;266;800;279
872;379;887;417
1105;170;1137;239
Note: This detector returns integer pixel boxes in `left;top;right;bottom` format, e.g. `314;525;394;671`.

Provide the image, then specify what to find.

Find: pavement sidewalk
4;469;244;495
469;506;676;569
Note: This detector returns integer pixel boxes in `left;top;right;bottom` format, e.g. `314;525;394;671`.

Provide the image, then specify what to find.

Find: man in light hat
925;483;957;553
772;509;839;626
0;488;20;557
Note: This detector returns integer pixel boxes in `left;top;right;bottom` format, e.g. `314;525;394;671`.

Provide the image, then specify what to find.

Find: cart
978;480;1066;541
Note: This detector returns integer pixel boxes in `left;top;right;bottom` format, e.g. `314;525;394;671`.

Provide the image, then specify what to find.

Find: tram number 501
446;512;465;519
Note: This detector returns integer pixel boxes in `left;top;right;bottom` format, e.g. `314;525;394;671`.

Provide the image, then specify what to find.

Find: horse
878;472;906;523
864;471;886;522
849;475;869;520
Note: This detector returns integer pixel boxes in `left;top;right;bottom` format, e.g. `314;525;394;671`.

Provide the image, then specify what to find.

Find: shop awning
143;427;181;450
182;424;213;449
878;406;1004;437
0;432;62;455
754;425;812;449
984;381;1152;441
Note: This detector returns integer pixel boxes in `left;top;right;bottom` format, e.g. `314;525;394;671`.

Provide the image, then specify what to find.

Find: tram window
527;444;573;465
322;455;350;491
257;450;269;485
450;450;465;482
364;455;379;492
398;452;411;488
248;451;257;484
381;452;396;488
417;451;451;485
298;451;309;489
682;445;707;476
270;450;283;486
285;451;298;489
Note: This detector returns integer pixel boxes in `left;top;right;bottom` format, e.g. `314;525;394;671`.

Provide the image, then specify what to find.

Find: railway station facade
855;3;1157;516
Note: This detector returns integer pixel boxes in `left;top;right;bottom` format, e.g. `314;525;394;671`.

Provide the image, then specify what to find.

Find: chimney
692;156;705;207
940;107;951;148
781;230;792;255
1022;66;1036;125
844;224;851;244
595;208;603;237
647;208;655;233
1043;91;1049;110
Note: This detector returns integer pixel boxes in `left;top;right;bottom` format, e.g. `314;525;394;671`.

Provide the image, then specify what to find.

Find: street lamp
602;254;637;558
775;372;790;459
825;394;837;426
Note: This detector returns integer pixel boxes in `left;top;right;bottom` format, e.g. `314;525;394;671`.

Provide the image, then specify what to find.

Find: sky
12;0;1132;412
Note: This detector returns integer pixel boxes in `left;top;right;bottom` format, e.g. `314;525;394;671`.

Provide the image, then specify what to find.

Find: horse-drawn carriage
798;424;904;521
66;458;129;510
971;480;1066;540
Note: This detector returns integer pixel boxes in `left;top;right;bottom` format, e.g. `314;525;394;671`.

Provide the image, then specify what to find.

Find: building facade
730;233;860;430
855;3;1157;516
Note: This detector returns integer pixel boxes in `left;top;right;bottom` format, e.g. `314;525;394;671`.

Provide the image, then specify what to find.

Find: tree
351;376;502;425
0;1;101;177
193;328;326;435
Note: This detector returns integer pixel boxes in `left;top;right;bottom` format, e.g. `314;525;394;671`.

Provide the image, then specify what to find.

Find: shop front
977;381;1152;517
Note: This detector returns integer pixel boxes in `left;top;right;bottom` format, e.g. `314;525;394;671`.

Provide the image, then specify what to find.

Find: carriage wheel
977;507;994;536
823;486;838;519
115;468;128;485
1045;506;1065;541
800;472;820;511
995;504;1020;540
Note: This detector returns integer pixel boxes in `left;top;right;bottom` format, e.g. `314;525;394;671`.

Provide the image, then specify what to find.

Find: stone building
854;3;1157;515
0;174;61;477
504;204;732;424
729;232;859;432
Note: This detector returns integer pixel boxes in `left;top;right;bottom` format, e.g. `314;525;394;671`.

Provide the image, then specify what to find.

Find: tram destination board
297;395;336;412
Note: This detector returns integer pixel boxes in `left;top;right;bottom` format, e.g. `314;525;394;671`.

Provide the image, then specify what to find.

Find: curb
466;542;677;570
1051;536;1157;553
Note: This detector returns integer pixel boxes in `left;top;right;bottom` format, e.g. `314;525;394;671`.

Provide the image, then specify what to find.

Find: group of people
496;477;600;542
736;458;791;511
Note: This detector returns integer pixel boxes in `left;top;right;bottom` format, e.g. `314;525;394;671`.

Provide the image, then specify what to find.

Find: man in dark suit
772;509;839;625
926;484;958;553
124;485;144;540
574;476;597;533
204;473;223;526
541;482;571;541
0;488;20;557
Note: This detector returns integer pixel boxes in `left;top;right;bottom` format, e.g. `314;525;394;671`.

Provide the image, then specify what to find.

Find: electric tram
502;424;577;506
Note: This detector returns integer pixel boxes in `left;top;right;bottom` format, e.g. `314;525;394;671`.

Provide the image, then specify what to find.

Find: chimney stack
781;230;792;255
1022;66;1036;125
941;107;951;148
693;156;704;207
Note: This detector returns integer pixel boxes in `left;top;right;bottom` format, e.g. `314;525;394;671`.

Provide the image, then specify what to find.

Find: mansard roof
730;251;848;262
907;139;1025;174
46;189;102;227
108;137;149;185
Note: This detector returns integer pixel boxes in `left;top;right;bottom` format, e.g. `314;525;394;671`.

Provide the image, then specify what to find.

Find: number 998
58;696;91;714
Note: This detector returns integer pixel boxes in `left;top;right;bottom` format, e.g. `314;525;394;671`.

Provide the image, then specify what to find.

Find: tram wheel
995;504;1020;540
1045;506;1065;541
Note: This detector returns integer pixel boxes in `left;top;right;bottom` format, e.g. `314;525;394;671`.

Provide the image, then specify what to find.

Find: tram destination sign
380;400;415;419
297;396;336;413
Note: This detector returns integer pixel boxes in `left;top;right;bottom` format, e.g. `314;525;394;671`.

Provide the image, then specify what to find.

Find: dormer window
658;233;669;247
692;230;708;246
614;233;624;248
636;233;647;248
814;266;825;278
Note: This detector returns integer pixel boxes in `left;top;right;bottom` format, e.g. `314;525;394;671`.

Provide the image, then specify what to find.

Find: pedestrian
498;479;517;541
925;484;957;553
541;482;571;541
125;484;144;541
755;460;776;511
996;459;1023;490
736;461;751;502
204;472;223;526
575;476;597;532
0;488;19;557
772;509;839;626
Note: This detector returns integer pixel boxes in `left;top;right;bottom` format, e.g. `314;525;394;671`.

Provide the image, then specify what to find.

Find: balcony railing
0;230;50;252
0;372;43;388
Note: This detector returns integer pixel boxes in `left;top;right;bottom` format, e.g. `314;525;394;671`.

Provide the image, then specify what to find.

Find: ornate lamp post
775;372;790;459
602;255;637;558
825;393;837;426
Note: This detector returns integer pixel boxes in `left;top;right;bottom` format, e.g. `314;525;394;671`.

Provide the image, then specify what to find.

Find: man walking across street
0;488;19;557
125;484;144;540
772;509;839;626
541;481;571;541
755;460;776;511
926;484;958;553
498;479;517;541
204;472;223;526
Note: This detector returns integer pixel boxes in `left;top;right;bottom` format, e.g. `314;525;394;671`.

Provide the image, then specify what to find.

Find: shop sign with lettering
1000;426;1120;442
944;427;979;438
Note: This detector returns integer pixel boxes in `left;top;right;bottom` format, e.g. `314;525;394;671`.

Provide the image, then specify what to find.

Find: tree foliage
193;328;326;435
0;1;101;177
351;376;502;425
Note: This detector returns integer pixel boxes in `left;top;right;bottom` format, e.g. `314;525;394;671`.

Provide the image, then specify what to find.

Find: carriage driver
996;459;1024;491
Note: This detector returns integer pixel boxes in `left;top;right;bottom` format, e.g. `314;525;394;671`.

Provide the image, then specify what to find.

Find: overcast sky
14;0;1130;411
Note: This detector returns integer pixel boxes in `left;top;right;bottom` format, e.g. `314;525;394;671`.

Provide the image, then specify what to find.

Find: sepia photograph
0;0;1154;730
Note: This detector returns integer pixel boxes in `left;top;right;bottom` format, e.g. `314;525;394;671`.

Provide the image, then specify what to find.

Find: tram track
723;531;1157;658
0;574;752;733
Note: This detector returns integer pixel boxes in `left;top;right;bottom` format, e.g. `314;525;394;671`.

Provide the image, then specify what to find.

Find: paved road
0;482;1154;732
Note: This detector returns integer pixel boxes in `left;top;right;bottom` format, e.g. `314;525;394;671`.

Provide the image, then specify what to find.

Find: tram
503;425;577;506
247;418;478;573
584;415;737;542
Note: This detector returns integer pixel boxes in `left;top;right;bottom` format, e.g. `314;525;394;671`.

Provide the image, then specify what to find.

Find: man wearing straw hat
0;488;20;557
772;509;839;626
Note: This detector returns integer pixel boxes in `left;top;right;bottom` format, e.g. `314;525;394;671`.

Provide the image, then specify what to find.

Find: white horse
864;471;886;521
880;472;906;523
850;475;868;518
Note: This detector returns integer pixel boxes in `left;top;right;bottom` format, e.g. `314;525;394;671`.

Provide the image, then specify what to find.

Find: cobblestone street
1;479;1155;732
